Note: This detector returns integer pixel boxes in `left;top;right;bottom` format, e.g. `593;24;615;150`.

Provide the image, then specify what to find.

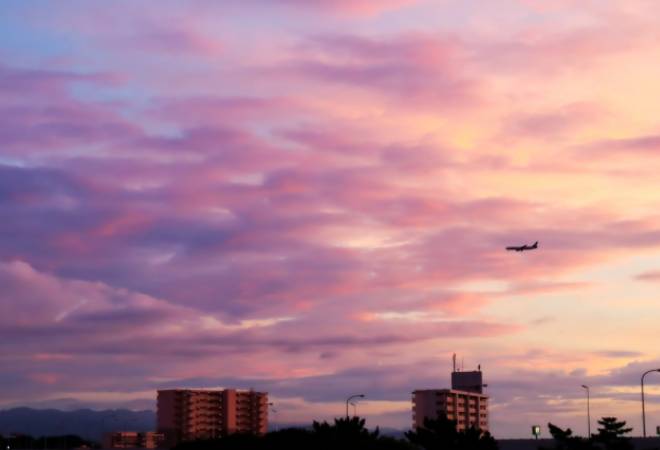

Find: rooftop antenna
452;353;456;372
461;357;464;371
478;364;481;371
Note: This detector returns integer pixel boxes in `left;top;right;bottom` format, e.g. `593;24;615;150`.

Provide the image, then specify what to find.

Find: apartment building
412;388;489;431
157;389;268;446
412;367;489;431
103;431;164;448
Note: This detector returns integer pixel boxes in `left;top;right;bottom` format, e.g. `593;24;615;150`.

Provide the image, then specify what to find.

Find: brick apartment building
157;389;268;446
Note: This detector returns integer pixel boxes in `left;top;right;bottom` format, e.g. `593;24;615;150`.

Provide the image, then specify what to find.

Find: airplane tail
533;241;538;248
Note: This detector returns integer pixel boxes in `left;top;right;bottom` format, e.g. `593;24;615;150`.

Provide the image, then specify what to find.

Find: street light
581;385;591;438
346;394;365;418
641;369;660;437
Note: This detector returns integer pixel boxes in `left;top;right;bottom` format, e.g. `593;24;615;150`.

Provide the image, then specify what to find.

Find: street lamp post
346;394;365;418
581;385;591;438
641;369;660;438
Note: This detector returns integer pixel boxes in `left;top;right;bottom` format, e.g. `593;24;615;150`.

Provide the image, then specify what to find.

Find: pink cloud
274;32;481;108
634;270;660;282
475;18;657;75
264;0;418;16
0;259;522;408
28;373;61;385
149;96;301;127
579;133;660;158
0;260;185;326
0;64;119;99
0;65;136;155
506;280;593;296
131;27;223;55
502;102;607;141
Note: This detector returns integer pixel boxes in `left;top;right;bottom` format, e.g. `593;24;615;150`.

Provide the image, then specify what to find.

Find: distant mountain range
0;408;407;442
0;408;156;442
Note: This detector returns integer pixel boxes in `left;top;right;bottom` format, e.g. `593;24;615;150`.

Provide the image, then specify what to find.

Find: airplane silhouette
506;241;538;252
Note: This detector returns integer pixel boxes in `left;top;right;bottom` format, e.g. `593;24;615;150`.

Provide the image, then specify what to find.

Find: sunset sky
3;0;660;438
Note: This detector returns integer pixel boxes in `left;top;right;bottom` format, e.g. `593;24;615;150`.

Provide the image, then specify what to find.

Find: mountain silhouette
0;408;155;441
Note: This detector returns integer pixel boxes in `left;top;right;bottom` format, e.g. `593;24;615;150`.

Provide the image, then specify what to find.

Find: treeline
0;434;96;449
174;415;497;450
174;415;652;450
542;417;654;450
1;415;647;450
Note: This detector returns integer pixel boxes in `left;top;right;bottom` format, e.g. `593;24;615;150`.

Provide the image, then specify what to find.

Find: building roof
412;388;489;398
157;388;266;393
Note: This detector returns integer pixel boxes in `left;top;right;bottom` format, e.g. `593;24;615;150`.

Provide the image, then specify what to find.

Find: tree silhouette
405;415;497;450
173;416;414;450
263;427;314;450
0;434;94;450
593;417;633;450
544;418;634;450
312;415;380;442
310;416;413;449
461;426;498;450
405;415;460;449
174;434;261;450
545;423;594;450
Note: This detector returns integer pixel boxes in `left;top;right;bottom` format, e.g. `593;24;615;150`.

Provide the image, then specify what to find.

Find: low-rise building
103;431;164;448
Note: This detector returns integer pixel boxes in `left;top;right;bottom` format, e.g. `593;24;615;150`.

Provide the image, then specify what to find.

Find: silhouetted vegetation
0;433;96;449
175;414;498;450
593;417;633;450
405;415;497;450
543;417;634;450
174;417;414;450
543;423;594;450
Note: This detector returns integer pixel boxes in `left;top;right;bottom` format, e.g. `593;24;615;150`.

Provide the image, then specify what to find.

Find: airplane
506;241;538;252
